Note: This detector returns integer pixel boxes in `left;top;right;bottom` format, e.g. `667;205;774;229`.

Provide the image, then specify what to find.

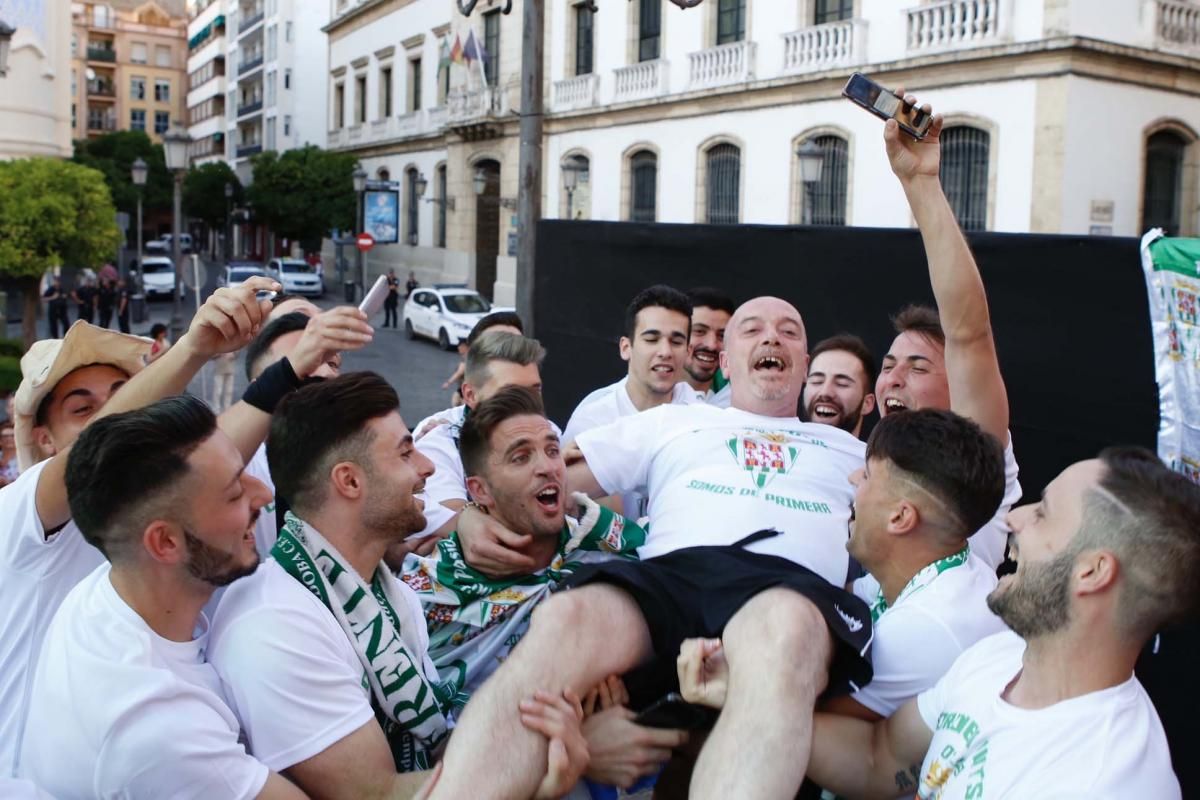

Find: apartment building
186;0;227;164
0;1;73;159
70;1;187;143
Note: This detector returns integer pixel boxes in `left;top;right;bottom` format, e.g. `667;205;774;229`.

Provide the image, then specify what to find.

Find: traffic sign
356;232;375;252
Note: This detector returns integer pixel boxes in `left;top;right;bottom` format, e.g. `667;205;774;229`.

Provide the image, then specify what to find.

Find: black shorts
561;530;874;699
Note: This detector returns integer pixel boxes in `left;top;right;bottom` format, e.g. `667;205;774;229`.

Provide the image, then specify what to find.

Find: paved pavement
6;260;461;427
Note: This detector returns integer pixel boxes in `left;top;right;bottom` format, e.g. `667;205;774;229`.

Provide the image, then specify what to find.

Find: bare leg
690;588;833;800
431;584;653;799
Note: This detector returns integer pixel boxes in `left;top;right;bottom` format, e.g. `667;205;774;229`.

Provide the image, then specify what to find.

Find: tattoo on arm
894;764;922;792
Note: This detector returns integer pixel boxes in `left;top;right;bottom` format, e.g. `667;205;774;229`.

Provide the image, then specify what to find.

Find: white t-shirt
0;460;104;776
705;383;732;409
413;404;467;440
209;557;438;771
850;552;1007;717
414;409;563;538
563;377;700;520
913;631;1180;799
970;437;1021;572
576;404;864;585
20;563;269;799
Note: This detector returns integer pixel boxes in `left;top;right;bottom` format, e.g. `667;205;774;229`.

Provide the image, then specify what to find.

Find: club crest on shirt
727;432;799;489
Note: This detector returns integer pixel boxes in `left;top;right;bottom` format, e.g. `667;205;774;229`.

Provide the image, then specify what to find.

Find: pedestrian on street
405;270;419;298
383;268;400;328
116;278;132;334
71;277;96;324
211;351;237;412
43;277;69;339
97;277;116;329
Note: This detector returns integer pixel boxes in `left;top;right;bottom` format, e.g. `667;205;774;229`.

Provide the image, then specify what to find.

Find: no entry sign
356;232;375;252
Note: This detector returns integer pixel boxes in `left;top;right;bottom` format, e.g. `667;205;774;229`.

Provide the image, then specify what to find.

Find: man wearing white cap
0;276;302;778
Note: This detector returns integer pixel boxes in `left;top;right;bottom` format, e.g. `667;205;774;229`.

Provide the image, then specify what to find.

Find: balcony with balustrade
447;87;504;138
237;98;263;118
238;4;264;36
688;41;756;91
1155;0;1200;54
613;60;669;104
330;107;450;151
551;73;600;112
236;143;263;158
239;53;264;76
782;18;868;75
905;0;1009;55
86;44;116;63
87;79;116;99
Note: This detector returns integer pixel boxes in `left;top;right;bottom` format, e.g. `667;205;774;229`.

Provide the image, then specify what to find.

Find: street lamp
352;165;367;300
797;140;825;225
473;168;487;197
414;172;428;198
224;182;234;263
0;20;14;78
561;158;586;220
131;157;147;297
162;124;191;343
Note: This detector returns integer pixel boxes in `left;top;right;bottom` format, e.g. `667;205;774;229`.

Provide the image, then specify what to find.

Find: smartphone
634;692;713;730
842;72;932;139
359;274;390;318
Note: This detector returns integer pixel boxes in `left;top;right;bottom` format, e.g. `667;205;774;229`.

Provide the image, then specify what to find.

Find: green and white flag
400;494;645;714
1141;230;1200;484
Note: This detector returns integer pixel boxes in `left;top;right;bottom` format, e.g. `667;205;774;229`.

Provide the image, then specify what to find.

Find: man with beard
435;295;872;800
802;334;877;439
19;396;297;798
679;446;1197;798
208;374;588;799
682;287;735;407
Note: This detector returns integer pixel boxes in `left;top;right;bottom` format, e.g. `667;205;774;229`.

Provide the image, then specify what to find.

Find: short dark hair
65;395;216;560
891;304;945;347
865;408;1005;540
459;385;546;479
468;311;525;346
623;285;692;340
810;334;878;390
244;311;309;380
268;372;399;515
149;323;167;339
686;287;736;316
1077;447;1200;636
271;293;307;309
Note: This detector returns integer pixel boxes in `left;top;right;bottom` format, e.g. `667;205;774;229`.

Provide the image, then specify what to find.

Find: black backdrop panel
534;219;1157;504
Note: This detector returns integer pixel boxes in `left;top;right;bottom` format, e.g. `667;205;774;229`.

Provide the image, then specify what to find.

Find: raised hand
519;690;590;799
456;504;538;578
581;706;688;789
289;306;374;379
182;276;279;357
883;87;943;182
676;637;729;710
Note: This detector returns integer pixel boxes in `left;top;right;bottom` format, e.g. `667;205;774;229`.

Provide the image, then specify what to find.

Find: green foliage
184;162;243;228
247;146;358;252
72;131;173;214
0;158;122;281
0;356;19;394
0;338;24;358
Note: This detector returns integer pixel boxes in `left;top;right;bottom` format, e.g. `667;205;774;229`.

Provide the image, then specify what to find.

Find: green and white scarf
868;544;971;624
272;513;452;770
400;494;646;714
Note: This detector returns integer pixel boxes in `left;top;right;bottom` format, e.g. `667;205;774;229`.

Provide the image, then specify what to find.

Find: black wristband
242;356;301;413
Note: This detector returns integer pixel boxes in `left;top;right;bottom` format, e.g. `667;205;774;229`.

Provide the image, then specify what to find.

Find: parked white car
221;263;267;290
266;258;324;297
138;256;177;299
160;233;193;253
403;286;510;350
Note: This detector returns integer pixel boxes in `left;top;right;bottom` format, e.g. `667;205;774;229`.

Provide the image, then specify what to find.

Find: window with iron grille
575;4;594;76
1142;130;1187;235
407;168;420;245
716;0;746;44
638;0;661;62
802;135;848;225
813;0;853;24
939;126;990;231
706;143;741;224
630;151;657;222
484;12;500;86
436;164;447;247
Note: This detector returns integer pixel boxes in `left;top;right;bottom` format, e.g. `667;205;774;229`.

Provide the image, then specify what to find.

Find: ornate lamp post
797;140;825;225
162;124;191;342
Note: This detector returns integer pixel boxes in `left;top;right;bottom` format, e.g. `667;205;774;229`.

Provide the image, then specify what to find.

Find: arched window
405;167;419;245
629;151;657;222
939;125;990;231
706;143;741;224
1143;130;1187;235
800;134;848;225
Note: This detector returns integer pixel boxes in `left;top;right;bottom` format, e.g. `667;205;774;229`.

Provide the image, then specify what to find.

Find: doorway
473;159;500;301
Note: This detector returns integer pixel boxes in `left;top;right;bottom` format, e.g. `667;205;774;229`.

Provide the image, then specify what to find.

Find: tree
73;130;172;216
247;146;358;253
183;162;243;229
0;159;122;347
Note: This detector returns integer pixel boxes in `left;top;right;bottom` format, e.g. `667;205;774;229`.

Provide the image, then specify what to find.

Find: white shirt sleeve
95;692;269;800
575;405;672;498
853;607;966;717
211;601;375;772
0;461;50;570
416;428;468;506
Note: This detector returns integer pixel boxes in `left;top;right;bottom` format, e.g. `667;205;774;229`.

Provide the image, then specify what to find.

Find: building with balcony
224;0;329;182
186;0;227;165
0;2;73;159
69;1;187;143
